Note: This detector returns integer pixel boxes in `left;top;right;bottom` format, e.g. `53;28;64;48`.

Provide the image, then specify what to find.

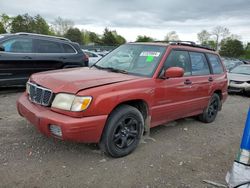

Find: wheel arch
213;90;222;110
111;99;150;121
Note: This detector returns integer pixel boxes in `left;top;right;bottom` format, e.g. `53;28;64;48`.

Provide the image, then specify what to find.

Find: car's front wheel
99;105;144;158
199;93;221;123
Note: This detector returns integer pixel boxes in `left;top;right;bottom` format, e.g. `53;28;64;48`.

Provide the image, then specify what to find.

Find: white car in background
82;50;102;66
227;64;250;96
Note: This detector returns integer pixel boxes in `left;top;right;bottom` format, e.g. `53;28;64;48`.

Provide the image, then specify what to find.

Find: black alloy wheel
99;105;144;158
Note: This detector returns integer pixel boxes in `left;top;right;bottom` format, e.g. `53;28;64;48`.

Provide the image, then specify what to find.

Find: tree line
0;13;249;59
0;13;126;46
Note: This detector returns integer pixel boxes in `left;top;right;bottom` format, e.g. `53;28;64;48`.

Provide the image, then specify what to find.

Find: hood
30;67;140;94
227;73;250;82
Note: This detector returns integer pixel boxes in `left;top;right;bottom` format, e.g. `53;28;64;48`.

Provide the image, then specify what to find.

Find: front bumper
228;82;250;93
17;93;108;143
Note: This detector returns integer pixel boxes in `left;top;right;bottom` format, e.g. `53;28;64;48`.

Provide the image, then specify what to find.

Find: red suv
17;42;228;157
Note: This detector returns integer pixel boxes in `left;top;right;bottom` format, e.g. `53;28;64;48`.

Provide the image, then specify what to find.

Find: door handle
23;56;32;59
184;79;192;85
208;77;214;82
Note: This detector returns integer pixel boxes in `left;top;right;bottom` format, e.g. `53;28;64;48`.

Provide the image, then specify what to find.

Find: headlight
26;82;30;94
51;93;92;111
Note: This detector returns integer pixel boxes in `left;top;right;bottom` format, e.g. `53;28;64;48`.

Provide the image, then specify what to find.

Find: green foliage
0;13;12;32
33;15;50;34
102;28;116;45
10;14;51;34
88;31;102;44
0;22;6;33
111;31;126;45
240;43;250;59
219;38;244;58
64;28;82;44
135;35;154;42
11;14;34;33
201;40;216;50
101;28;126;46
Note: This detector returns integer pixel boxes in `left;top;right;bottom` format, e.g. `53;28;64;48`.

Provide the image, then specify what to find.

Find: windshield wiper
92;65;128;74
92;64;103;69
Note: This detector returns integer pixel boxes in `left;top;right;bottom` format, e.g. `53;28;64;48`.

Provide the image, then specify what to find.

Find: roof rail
154;40;215;51
15;32;71;42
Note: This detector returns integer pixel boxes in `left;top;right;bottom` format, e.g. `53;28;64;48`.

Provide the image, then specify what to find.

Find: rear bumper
17;93;107;143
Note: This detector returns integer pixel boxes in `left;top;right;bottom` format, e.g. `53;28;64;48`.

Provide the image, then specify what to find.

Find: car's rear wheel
199;93;221;123
99;105;144;158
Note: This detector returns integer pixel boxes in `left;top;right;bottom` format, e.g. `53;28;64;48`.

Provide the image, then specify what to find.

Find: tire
99;105;144;158
244;91;250;97
199;93;221;123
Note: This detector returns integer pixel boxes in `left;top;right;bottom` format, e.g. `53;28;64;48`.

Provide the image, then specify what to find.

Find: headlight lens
51;93;92;111
26;82;30;94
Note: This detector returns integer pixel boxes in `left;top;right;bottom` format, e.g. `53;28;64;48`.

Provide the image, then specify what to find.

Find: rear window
62;43;75;53
207;54;224;74
189;52;210;76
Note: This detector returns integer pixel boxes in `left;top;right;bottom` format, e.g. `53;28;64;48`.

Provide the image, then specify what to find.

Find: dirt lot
0;90;249;188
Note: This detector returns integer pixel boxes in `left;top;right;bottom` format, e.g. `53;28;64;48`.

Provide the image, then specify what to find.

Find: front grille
28;82;53;106
230;80;244;84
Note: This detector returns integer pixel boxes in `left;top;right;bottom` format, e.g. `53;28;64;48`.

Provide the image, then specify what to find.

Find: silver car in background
227;64;250;96
82;50;103;66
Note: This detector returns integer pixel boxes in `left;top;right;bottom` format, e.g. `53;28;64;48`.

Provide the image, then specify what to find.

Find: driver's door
151;50;198;127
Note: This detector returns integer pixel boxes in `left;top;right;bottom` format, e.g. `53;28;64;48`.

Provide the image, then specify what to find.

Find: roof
130;41;216;52
14;32;71;42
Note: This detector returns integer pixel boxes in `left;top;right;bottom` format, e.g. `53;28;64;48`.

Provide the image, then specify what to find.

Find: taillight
83;54;89;66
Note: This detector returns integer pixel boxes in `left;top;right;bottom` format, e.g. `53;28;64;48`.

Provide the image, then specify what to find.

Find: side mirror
0;45;5;52
164;67;184;78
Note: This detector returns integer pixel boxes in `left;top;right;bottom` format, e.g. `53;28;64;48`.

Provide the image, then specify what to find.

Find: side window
164;50;191;76
207;54;224;74
35;39;63;53
189;52;210;76
62;43;75;53
2;38;33;53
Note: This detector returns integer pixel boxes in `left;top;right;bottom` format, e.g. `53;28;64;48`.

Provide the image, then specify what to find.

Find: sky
1;0;250;43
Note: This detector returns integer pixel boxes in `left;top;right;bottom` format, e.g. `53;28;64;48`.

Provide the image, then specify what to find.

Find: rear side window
189;52;210;76
207;54;224;74
2;38;33;53
62;43;75;53
35;39;63;53
164;50;191;76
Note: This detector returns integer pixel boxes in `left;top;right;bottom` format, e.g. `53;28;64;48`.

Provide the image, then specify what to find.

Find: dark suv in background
0;32;88;86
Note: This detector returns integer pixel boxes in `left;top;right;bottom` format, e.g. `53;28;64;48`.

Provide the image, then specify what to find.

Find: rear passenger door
206;53;227;92
188;51;212;111
33;39;65;71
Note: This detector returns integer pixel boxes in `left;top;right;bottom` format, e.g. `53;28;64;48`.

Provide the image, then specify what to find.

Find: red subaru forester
17;42;228;157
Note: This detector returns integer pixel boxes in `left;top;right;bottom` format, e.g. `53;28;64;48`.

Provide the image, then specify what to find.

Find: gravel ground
0;89;249;188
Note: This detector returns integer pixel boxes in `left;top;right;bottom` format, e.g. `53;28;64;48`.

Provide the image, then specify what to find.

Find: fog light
49;125;62;137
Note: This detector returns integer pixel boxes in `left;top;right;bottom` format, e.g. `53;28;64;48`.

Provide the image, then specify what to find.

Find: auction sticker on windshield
140;51;161;57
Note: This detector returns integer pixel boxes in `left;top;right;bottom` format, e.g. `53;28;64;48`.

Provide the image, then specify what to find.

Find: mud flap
141;116;156;143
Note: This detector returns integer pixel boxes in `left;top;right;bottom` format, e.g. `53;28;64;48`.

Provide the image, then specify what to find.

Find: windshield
223;60;243;71
93;44;166;77
230;65;250;75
